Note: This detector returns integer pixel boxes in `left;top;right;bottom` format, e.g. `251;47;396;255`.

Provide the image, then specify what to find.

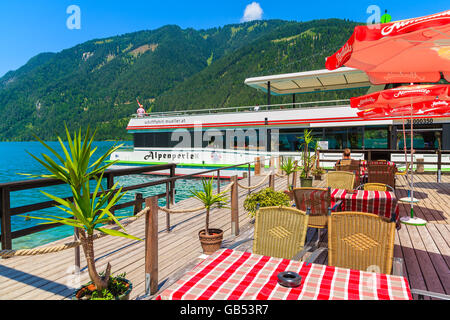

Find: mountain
0;19;362;141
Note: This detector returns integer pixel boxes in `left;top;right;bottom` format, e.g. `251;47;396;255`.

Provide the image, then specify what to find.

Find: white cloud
241;2;263;23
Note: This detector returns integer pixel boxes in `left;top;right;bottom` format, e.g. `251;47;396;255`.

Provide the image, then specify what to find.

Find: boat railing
131;99;351;119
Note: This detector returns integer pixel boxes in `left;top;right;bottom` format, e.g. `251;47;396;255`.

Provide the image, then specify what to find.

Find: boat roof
244;67;372;95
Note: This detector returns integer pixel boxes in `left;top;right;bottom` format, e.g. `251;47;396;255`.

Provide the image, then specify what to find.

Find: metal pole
437;149;442;183
217;170;221;194
248;163;251;195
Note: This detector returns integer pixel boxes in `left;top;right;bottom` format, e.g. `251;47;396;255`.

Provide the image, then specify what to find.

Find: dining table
331;188;400;228
156;249;412;300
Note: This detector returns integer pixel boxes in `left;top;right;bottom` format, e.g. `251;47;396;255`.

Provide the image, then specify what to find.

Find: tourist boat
110;67;450;176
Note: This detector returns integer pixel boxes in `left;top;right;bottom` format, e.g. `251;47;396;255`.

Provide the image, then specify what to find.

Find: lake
0;141;221;249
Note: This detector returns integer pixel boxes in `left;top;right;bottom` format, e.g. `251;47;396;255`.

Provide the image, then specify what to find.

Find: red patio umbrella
325;10;450;84
326;10;450;226
351;84;450;226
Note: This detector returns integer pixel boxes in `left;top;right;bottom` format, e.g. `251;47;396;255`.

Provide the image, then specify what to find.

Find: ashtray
277;271;302;288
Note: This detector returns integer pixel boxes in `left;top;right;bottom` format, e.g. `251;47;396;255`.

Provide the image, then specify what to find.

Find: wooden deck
0;172;449;300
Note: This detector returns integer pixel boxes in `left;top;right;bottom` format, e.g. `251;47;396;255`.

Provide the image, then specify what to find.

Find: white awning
244;67;372;95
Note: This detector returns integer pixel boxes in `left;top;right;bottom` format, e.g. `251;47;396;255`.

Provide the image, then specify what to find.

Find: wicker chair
356;183;394;192
326;171;355;191
292;187;342;247
336;160;361;187
303;211;402;275
367;161;396;188
252;206;310;260
395;163;410;176
327;212;399;275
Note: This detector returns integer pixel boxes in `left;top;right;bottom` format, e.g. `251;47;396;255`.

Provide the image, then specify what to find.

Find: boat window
364;126;388;149
397;131;441;150
324;128;347;149
348;127;363;149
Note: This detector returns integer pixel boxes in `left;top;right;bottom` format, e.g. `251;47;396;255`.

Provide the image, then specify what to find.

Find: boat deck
0;173;448;300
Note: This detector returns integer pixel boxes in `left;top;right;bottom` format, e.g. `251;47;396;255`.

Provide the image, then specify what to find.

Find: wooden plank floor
0;171;449;300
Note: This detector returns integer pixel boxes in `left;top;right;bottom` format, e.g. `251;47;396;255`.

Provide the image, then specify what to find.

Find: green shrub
243;188;290;217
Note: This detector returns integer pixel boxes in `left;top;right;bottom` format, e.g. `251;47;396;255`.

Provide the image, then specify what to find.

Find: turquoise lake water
0;141;225;249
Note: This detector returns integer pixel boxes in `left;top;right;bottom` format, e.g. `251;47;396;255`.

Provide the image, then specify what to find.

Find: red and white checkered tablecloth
157;249;412;300
331;189;400;228
360;160;397;176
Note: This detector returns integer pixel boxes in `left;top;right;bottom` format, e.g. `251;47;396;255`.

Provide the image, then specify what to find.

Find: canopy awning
244;67;372;95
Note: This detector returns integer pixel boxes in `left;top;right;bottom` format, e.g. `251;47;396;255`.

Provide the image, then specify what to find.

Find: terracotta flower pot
314;174;322;181
198;228;224;255
72;277;132;300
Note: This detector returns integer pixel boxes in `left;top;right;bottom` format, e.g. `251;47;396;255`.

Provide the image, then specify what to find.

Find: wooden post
145;196;159;296
169;165;175;205
230;176;239;236
292;170;298;189
134;193;143;216
269;156;274;168
269;173;275;190
255;157;261;176
277;156;282;174
260;156;265;174
165;182;171;233
0;187;12;251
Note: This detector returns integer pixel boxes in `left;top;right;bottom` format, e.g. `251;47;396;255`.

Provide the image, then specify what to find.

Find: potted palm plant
21;125;141;300
190;177;229;255
312;167;325;181
280;157;299;200
299;129;317;187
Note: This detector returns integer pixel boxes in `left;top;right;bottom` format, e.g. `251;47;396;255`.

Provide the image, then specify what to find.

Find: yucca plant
280;157;299;190
298;129;317;179
20;125;141;295
190;176;229;236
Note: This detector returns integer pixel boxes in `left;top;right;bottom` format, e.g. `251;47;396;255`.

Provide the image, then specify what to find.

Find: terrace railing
0;163;177;251
317;149;450;182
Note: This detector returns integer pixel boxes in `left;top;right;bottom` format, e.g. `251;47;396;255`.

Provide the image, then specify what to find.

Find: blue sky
0;0;448;77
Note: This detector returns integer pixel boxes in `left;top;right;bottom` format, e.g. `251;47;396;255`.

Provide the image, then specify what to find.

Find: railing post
170;165;175;205
277;156;282;175
145;196;159;296
269;173;275;190
134;193;143;216
0;187;12;252
260;156;265;174
165;182;171;233
230;176;239;236
269;156;274;168
255;157;261;176
292;169;298;189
